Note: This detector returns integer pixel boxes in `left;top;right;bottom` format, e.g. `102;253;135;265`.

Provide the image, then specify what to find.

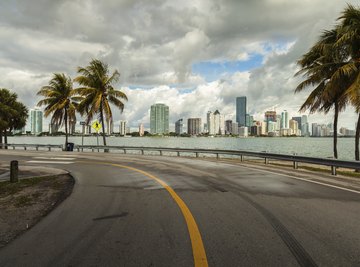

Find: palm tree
74;59;128;147
295;28;350;159
37;73;79;149
336;4;360;161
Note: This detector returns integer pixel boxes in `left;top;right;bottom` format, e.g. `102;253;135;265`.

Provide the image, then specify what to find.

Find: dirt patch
0;174;74;248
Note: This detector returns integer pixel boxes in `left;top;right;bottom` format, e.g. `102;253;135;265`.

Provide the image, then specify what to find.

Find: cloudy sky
0;0;359;131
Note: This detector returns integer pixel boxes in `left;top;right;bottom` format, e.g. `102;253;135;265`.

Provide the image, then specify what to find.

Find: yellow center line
79;161;208;267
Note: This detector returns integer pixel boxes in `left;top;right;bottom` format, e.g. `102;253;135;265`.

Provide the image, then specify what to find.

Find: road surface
0;150;359;266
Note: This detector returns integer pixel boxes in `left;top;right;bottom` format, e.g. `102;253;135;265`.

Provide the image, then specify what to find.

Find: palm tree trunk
4;130;7;149
355;113;360;172
64;108;68;150
333;101;339;159
100;100;107;147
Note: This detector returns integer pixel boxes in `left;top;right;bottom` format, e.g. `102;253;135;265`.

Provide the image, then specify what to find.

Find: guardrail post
293;153;298;169
196;152;199;158
331;166;337;176
240;155;243;162
177;151;180;157
216;153;219;159
10;160;18;183
141;150;144;155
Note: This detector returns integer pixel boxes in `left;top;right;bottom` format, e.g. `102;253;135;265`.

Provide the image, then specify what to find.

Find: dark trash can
66;142;74;151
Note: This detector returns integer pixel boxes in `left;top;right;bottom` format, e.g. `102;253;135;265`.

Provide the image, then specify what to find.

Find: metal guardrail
1;143;360;175
0;143;63;151
73;145;360;176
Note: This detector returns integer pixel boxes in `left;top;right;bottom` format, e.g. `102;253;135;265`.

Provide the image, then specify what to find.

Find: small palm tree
37;73;80;148
74;59;128;146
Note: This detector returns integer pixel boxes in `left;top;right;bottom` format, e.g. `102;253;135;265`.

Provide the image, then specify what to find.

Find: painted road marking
81;161;208;267
33;157;75;160
26;161;74;164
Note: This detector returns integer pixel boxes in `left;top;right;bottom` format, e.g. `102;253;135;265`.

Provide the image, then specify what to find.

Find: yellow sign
92;120;102;132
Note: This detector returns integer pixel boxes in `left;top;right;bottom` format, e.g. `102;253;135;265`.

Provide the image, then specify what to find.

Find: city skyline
0;1;359;131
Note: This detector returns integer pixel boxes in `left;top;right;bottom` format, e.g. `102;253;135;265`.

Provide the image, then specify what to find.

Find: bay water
7;136;355;160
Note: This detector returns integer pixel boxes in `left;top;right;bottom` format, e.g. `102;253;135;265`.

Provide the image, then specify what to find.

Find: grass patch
14;195;33;207
0;176;56;197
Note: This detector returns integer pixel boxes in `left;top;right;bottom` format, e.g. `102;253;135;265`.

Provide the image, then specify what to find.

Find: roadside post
10;160;18;183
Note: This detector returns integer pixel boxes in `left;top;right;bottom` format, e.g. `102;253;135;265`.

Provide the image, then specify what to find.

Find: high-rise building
225;120;233;135
150;104;169;134
292;117;302;128
207;111;215;135
267;121;277;134
232;122;239;135
239;126;248;137
301;115;310;136
139;123;144;136
187;118;202;135
289;119;299;135
30;109;43;134
175;119;183;135
207;110;225;135
236;96;247;126
214;110;225;135
312;123;318;137
106;119;114;135
265;111;277;133
281;110;289;129
120;121;127;136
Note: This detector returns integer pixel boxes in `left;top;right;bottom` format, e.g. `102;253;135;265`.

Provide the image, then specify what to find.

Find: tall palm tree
336;4;360;161
295;28;350;159
74;59;128;147
37;73;79;149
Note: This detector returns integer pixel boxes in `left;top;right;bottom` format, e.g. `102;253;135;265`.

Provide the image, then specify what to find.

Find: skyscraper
139;123;144;136
120;121;127;136
30;109;43;134
150;103;169;134
281;110;289;129
225;120;233;135
236;97;247;126
207;110;225;135
187;118;201;135
175;119;183;135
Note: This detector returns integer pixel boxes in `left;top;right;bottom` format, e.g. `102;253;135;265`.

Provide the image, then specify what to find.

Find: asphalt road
0;150;359;267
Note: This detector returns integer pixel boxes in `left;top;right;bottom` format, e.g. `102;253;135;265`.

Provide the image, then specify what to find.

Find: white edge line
237;163;360;195
33;157;75;160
